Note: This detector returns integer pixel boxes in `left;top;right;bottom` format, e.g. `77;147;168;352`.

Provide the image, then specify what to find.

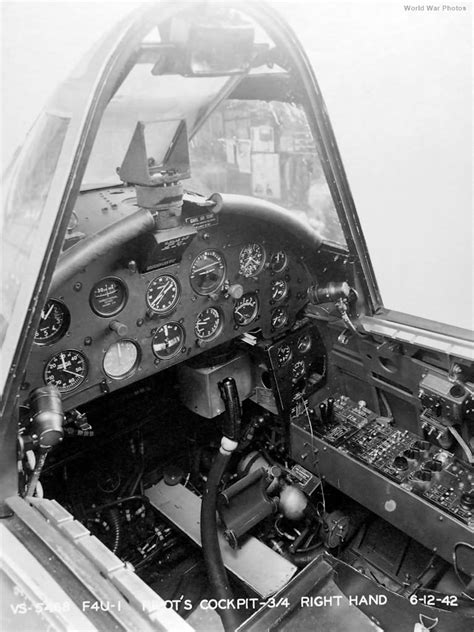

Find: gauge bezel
271;279;288;302
233;292;259;326
297;333;312;354
194;306;223;341
189;249;226;295
152;322;185;360
239;243;266;278
43;349;88;393
89;276;128;317
276;343;293;367
270;250;288;273
34;299;70;346
271;306;289;330
103;339;140;380
146;274;181;314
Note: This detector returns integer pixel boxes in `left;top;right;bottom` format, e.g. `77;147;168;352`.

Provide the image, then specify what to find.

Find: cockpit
1;3;473;632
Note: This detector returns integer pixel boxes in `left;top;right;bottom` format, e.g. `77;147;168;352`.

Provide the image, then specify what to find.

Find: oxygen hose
200;377;242;632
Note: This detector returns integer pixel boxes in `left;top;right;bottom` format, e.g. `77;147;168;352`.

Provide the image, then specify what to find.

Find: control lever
218;377;242;442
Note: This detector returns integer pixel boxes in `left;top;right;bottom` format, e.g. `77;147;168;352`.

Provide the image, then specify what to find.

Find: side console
290;395;473;574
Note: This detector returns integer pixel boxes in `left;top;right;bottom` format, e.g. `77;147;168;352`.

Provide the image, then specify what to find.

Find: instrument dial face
90;277;127;317
44;350;88;393
239;243;265;277
34;299;70;345
152;323;185;359
103;340;139;379
292;359;306;381
297;333;312;354
271;279;288;302
271;306;288;330
234;293;259;326
190;250;226;295
195;307;222;340
277;343;292;366
146;275;180;314
270;250;287;273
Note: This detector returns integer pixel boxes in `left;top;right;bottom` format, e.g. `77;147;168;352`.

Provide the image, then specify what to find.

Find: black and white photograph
0;2;472;631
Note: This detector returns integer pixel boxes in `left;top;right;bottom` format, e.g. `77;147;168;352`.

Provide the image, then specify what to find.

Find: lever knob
109;320;128;336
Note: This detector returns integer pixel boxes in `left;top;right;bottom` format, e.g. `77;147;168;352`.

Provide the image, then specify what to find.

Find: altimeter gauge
239;243;265;277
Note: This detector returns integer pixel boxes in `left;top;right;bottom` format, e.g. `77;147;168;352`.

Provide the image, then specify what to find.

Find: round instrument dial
234;293;259;326
292;359;306;381
270;250;287;273
297;333;312;354
34;299;70;345
271;279;288;302
277;343;292;366
146;275;180;314
195;307;222;340
190;250;226;295
152;323;185;359
90;277;127;317
103;340;139;379
44;350;88;393
239;243;265;277
271;306;288;330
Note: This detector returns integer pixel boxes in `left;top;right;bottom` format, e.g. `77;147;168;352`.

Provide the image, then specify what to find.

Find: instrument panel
23;188;314;409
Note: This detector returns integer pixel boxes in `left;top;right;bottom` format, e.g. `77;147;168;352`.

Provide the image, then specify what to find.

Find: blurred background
1;1;472;330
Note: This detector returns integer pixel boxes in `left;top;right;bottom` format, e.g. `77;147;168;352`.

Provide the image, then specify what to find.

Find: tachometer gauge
271;279;288;302
233;293;259;326
146;275;180;314
90;277;127;317
239;243;265;277
277;343;292;366
152;323;185;359
271;306;288;330
34;299;70;345
190;250;226;295
195;307;222;340
103;340;139;379
270;250;287;273
297;333;312;353
292;359;306;381
44;350;88;393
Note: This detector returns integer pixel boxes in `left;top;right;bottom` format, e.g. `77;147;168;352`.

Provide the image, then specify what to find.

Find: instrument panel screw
73;282;82;292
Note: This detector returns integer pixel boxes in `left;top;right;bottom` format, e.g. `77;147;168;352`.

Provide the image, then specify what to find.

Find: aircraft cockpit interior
1;3;473;631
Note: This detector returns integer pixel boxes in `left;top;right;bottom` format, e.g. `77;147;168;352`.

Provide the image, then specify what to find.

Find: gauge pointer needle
60;353;67;371
42;304;54;321
63;369;83;379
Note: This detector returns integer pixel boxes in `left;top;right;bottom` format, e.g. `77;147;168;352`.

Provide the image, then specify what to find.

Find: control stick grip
219;377;242;441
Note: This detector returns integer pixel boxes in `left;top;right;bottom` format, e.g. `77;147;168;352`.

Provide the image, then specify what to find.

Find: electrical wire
302;396;326;515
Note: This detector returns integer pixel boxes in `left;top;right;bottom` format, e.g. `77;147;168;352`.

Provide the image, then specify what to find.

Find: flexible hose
200;451;240;632
108;508;122;555
287;543;324;568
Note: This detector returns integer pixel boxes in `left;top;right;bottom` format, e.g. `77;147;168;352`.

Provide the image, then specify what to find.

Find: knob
109;320;128;336
393;456;408;471
228;284;244;299
460;491;474;510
